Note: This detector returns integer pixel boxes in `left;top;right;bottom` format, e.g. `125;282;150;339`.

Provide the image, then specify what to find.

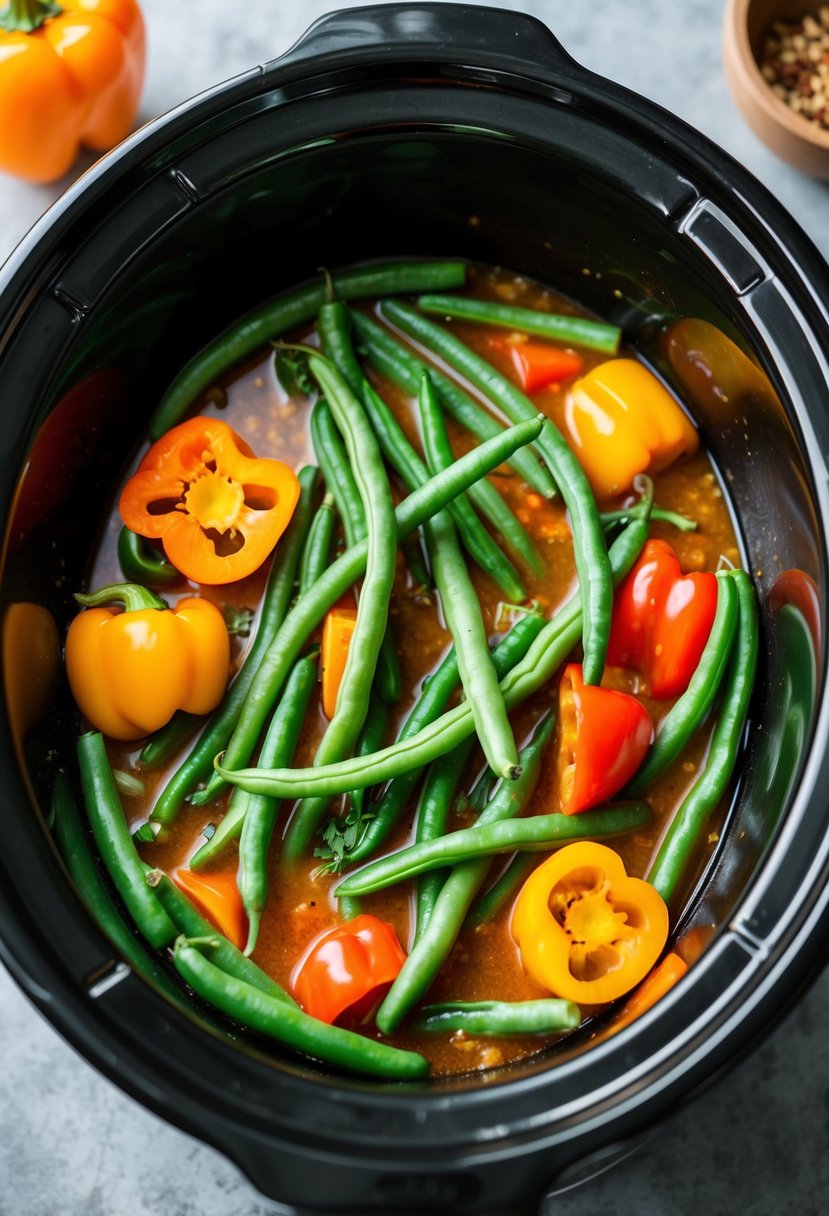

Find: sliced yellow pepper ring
565;358;698;501
511;841;669;1004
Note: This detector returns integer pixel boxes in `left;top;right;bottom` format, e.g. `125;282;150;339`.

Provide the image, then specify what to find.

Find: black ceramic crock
1;5;829;1214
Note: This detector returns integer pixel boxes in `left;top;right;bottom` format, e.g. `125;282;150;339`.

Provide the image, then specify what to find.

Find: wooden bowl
723;0;829;176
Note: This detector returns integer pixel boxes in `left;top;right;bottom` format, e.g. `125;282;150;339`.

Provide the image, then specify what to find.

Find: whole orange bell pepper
511;841;669;1004
0;0;145;184
119;416;300;586
65;581;230;741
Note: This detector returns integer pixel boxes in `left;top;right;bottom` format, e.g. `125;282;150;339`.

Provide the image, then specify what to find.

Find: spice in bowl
759;7;829;127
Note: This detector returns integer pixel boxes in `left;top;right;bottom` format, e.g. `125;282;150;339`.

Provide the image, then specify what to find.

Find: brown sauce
92;265;740;1077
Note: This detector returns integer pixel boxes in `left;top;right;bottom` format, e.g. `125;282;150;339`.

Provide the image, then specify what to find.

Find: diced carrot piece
511;343;583;392
321;607;358;718
173;868;247;950
612;951;688;1032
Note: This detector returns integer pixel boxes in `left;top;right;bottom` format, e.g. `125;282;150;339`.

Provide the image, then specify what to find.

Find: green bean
375;714;555;1033
172;937;429;1079
402;533;432;594
334;693;387;921
310;401;366;548
416;294;622;355
151;465;318;826
199;415;544;806
309;398;401;704
352;321;544;577
149;261;466;438
418;376;518;779
413;737;477;944
319;294;365;397
344;612;546;868
362;379;524;598
352;308;555;497
281;354;397;863
647;569;758;904
52;776;182;1002
626;572;739;796
117;526;179;588
600;505;697;533
382;299;611;686
337;801;652;895
411;998;581;1035
298;493;336;596
215;489;653;802
78;732;176;949
238;655;318;953
147;869;293;1003
139;711;200;770
466;853;538;928
419;373;524;600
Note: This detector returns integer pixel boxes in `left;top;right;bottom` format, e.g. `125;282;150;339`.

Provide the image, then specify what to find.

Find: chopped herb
223;605;255;637
313;800;376;875
274;348;315;397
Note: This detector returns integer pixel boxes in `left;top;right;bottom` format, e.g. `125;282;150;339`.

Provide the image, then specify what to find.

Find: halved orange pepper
565;358;698;501
320;605;358;719
119;416;299;585
173;868;247;951
0;0;145;184
511;841;669;1004
65;582;230;740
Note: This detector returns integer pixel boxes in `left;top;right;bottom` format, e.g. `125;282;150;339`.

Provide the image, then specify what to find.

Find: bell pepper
509;342;583;393
557;663;653;815
119;416;300;586
511;841;669;1004
65;581;230;741
607;538;718;699
2;602;60;749
291;914;407;1026
0;0;145;184
173;868;247;952
320;605;358;719
565;358;698;501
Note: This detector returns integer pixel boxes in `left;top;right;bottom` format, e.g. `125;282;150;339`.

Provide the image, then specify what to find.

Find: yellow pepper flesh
66;590;229;741
511;841;669;1004
565;358;698;501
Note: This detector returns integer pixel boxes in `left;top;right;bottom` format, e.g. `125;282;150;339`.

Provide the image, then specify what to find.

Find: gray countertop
1;2;828;1213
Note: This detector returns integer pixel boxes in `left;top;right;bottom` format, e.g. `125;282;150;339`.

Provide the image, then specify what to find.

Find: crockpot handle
275;1;581;77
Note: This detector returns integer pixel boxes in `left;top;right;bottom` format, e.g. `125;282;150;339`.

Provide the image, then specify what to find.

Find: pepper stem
0;0;62;33
74;582;169;613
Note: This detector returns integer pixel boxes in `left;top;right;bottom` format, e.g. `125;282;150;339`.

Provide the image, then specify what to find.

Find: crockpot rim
2;3;829;1207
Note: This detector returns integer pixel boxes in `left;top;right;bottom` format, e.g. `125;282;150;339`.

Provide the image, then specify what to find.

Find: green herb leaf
275;348;314;397
313;800;376;874
223;605;255;637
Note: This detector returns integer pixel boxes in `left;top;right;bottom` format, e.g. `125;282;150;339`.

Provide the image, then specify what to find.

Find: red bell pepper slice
510;342;583;393
290;914;407;1026
558;663;653;815
607;539;718;699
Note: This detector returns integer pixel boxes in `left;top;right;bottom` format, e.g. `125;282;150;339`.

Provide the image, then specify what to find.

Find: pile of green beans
68;263;763;1076
196;414;544;806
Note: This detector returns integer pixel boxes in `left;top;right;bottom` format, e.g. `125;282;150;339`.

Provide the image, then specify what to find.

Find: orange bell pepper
320;605;358;719
511;841;669;1004
119;416;300;586
0;0;145;184
173;868;247;951
65;581;230;740
565;358;698;501
291;914;407;1026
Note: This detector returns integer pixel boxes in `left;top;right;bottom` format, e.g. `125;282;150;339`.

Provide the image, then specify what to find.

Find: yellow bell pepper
65;582;229;741
511;841;669;1004
2;602;60;749
565;358;698;501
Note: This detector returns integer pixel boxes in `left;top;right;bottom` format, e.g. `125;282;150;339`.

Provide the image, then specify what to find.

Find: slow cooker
1;5;828;1214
